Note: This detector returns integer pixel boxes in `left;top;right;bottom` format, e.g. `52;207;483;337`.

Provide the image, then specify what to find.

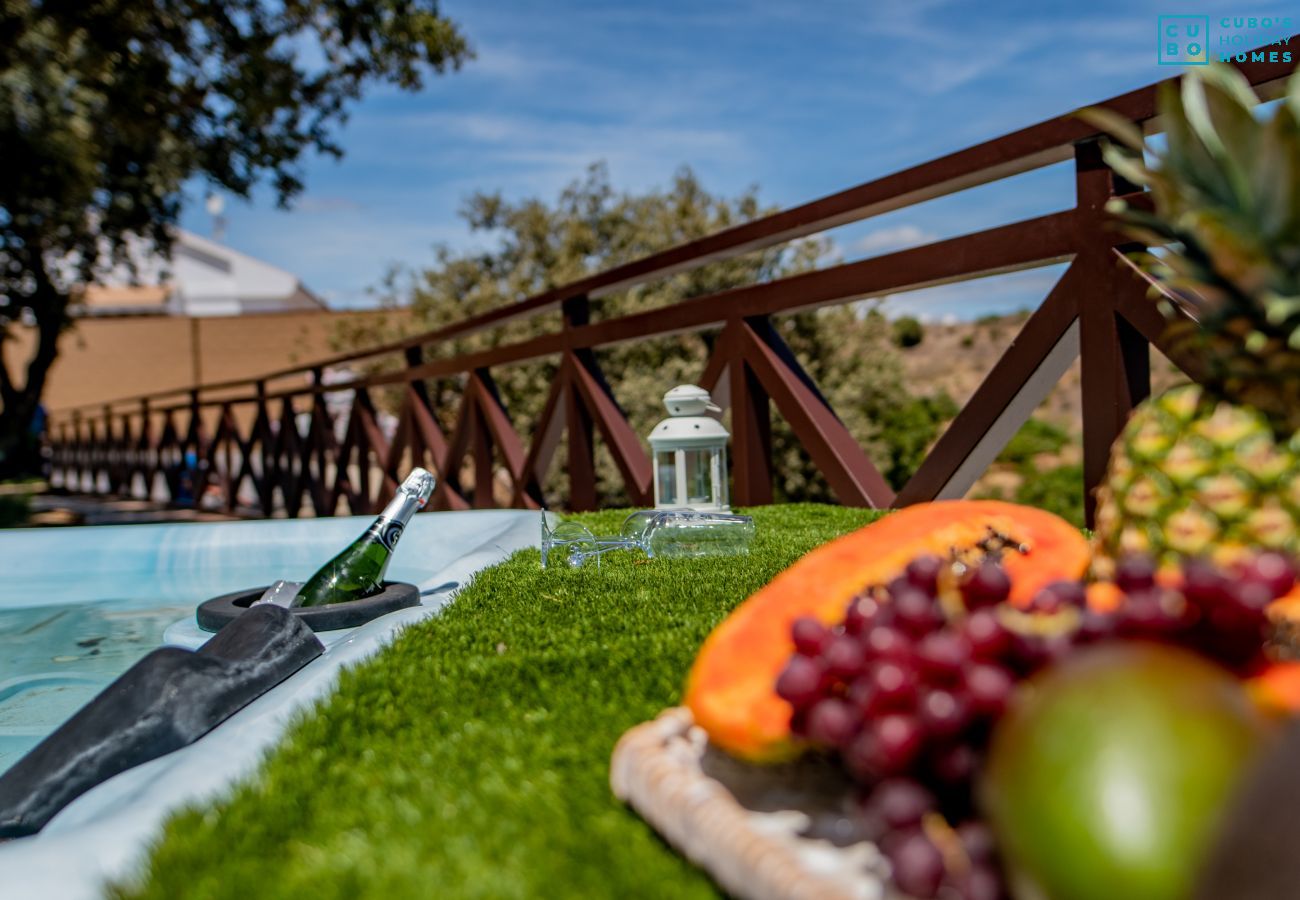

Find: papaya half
684;500;1091;761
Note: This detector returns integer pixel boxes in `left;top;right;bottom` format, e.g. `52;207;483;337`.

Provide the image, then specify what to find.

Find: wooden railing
46;51;1297;524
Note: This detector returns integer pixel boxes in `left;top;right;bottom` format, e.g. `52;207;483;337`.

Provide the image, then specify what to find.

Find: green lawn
110;504;886;900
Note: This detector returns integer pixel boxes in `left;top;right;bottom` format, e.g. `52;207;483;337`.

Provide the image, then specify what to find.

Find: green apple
982;643;1273;900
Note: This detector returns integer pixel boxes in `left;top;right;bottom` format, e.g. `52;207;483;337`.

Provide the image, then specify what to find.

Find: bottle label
367;518;405;552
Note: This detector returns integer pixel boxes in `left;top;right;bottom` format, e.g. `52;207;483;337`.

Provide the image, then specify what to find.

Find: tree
338;164;954;505
0;1;471;476
891;315;924;348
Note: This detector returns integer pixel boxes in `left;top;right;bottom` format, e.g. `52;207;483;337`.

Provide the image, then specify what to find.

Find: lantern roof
649;385;729;447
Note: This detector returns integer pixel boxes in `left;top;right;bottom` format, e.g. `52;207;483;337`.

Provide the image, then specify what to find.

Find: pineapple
1083;63;1300;572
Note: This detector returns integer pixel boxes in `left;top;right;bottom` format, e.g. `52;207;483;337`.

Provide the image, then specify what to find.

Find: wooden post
1075;139;1151;527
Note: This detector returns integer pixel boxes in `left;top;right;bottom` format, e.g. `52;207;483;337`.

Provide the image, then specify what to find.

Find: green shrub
960;334;975;348
1015;463;1085;528
891;315;925;348
874;391;959;489
997;417;1069;466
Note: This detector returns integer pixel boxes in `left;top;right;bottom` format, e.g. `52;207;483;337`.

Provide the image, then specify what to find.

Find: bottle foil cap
398;468;436;509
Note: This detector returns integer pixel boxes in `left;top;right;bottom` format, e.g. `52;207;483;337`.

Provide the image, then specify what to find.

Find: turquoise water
0;512;525;776
0;598;202;771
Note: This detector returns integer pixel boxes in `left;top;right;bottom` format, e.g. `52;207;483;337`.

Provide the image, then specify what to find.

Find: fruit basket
610;707;894;900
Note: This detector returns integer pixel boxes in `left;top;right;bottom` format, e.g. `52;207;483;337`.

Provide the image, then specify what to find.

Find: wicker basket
611;707;897;900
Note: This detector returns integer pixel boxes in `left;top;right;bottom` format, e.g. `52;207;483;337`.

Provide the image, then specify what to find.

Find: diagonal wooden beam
513;364;567;508
469;369;528;489
896;262;1082;506
353;387;396;508
1075;140;1151;526
739;318;895;508
1111;250;1209;384
567;351;653;507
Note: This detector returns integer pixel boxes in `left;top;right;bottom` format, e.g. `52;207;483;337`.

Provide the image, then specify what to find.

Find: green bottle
292;468;436;607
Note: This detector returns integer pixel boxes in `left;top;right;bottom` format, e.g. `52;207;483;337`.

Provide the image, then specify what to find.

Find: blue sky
178;0;1296;320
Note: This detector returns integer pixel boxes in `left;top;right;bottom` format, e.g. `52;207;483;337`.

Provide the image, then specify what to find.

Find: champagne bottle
292;468;436;607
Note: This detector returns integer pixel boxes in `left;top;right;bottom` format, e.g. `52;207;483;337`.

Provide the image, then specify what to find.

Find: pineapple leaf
1286;66;1300;123
1161;81;1237;211
1196;63;1261;111
1099;141;1152;189
1181;71;1257;207
1265;294;1300;326
1253;104;1300;240
1077;106;1147;150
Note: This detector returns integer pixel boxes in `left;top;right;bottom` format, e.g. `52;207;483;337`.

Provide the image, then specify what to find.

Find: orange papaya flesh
684;500;1091;761
1246;662;1300;716
1267;584;1300;622
1085;581;1124;614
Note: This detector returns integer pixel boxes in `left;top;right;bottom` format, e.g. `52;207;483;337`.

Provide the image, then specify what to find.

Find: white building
77;229;324;317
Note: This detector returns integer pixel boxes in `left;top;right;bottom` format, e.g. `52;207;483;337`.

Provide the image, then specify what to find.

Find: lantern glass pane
657;451;677;506
684;448;712;505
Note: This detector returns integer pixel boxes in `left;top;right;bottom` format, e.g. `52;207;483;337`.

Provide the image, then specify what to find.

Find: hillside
894;313;1189;521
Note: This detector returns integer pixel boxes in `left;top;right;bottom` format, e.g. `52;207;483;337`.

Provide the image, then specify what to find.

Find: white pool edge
0;510;545;899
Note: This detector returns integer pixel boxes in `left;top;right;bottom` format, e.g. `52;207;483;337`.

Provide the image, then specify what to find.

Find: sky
178;0;1296;321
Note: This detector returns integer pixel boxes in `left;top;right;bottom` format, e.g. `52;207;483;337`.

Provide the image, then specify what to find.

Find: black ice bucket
196;581;421;633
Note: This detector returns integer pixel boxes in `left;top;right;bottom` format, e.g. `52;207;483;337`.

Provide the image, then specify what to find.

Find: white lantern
648;385;730;512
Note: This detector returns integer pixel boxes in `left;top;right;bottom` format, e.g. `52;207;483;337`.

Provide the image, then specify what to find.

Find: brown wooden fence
46;51;1297;524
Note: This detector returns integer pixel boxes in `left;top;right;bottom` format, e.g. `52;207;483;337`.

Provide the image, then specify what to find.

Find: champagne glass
541;510;754;568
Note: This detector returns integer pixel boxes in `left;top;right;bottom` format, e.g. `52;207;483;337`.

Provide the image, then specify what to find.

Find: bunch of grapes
774;550;1298;899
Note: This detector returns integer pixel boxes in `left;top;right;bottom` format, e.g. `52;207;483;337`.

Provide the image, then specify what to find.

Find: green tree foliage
1015;463;1085;529
891;315;925;348
0;0;470;475
337;165;953;505
996;417;1070;466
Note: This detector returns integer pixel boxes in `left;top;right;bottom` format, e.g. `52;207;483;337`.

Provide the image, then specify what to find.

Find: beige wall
6;309;409;414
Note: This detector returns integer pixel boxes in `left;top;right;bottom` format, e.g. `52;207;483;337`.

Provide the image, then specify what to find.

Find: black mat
196;581;420;633
0;604;323;838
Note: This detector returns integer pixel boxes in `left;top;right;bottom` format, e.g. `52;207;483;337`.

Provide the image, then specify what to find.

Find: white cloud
854;224;937;255
877;265;1067;321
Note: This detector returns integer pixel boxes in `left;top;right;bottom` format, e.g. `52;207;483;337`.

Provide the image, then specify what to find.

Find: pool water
0;511;539;778
0;598;205;772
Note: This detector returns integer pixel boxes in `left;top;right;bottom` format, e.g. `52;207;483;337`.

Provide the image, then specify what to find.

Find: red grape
864;625;914;663
1116;589;1182;639
961;561;1011;608
929;741;978;785
918;688;971;740
964;662;1014;719
806;697;858;748
775;655;823;708
961;608;1011;660
1232;580;1277;615
1029;579;1086;614
904;554;945;594
951;863;1005;900
894;587;945;637
845;714;924;780
1239;551;1297;598
852;660;918;714
823;633;867;681
1181;557;1226;607
1114;554;1156;592
791;616;831;656
858;778;936;838
886;829;946;898
1074;609;1118;645
844;595;886;636
956;820;996;864
917;631;971;684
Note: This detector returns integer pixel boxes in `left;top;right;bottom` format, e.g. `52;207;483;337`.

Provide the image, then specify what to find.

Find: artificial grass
109;504;886;900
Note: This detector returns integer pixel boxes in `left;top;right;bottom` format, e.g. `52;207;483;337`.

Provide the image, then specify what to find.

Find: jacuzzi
0;509;541;898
